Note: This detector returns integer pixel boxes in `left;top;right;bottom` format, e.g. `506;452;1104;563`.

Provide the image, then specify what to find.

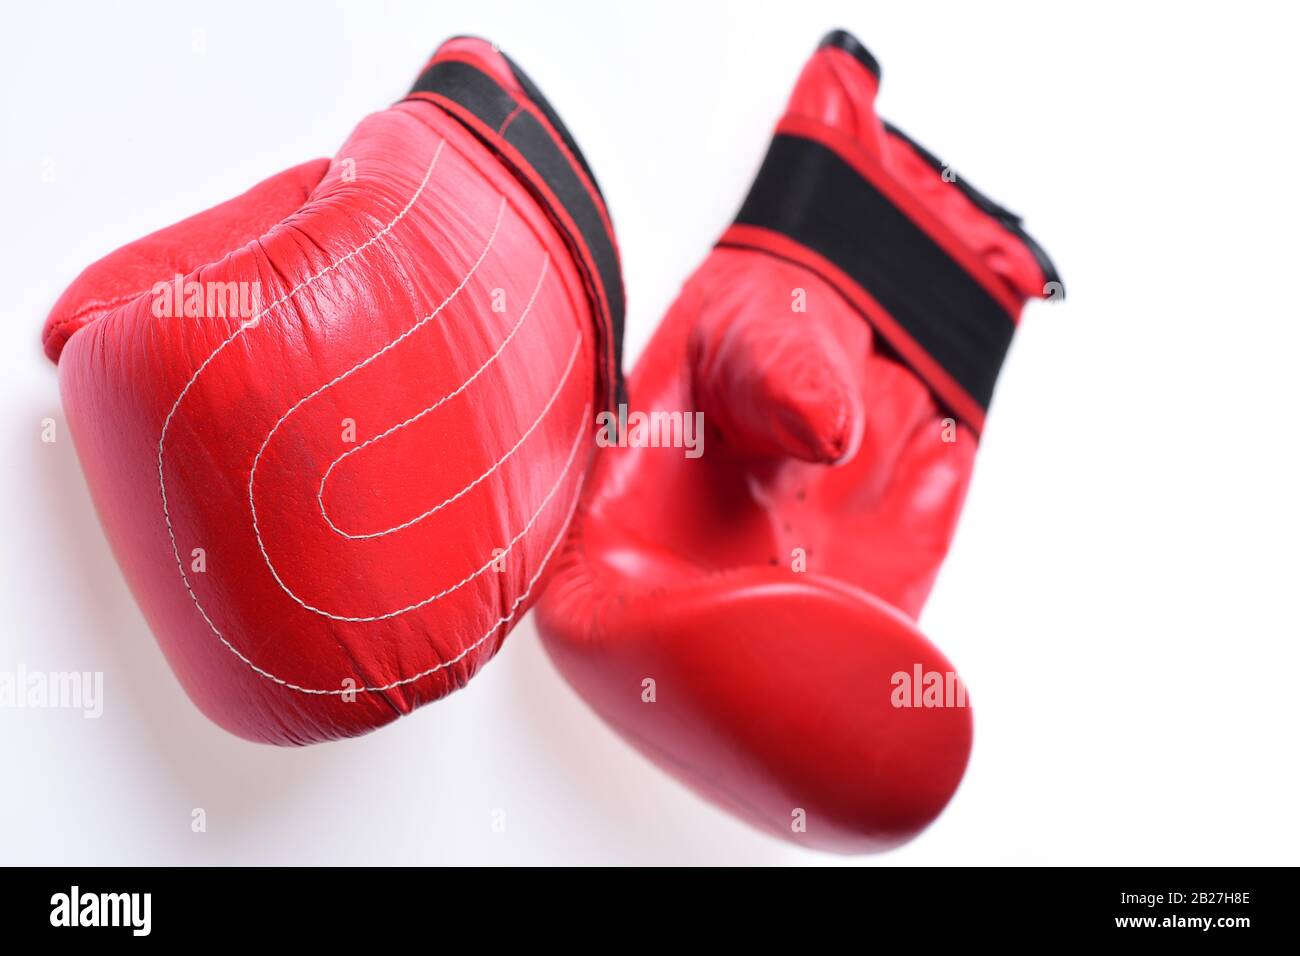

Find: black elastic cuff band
730;133;1019;420
407;52;626;412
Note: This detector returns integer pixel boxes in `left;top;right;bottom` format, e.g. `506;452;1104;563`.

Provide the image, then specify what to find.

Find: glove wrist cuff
718;119;1060;433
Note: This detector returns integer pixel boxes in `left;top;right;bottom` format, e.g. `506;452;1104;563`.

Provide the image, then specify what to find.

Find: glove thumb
687;254;867;465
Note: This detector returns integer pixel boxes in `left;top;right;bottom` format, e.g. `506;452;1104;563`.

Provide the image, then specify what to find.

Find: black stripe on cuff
733;133;1017;415
408;59;626;410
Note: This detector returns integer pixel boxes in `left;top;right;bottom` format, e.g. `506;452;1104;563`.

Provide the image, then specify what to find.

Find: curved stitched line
250;333;581;622
159;142;445;689
321;311;580;540
229;411;589;695
316;254;551;538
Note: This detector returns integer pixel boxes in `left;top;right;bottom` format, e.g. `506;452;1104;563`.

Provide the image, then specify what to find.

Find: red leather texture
537;34;1054;852
46;38;614;745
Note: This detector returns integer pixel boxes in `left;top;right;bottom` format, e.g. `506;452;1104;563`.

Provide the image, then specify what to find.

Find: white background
2;0;1297;865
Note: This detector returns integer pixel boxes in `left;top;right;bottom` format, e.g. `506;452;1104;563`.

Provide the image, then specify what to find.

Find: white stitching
160;144;449;680
316;254;551;539
213;410;587;695
320;293;579;540
240;197;510;621
157;139;446;479
157;141;584;696
249;336;582;622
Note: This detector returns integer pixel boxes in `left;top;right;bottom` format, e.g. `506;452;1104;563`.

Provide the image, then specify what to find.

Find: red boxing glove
536;30;1060;852
44;37;624;745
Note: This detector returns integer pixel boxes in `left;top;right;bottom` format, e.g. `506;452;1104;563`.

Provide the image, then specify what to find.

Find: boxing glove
536;30;1060;852
44;37;624;745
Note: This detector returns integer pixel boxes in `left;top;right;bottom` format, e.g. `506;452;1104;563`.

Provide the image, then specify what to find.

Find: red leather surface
538;39;1047;852
46;39;601;744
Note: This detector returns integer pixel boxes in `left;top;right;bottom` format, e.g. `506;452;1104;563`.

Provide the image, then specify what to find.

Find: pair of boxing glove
44;31;1058;851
